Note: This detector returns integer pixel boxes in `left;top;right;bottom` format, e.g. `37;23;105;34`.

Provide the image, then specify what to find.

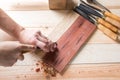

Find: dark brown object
49;0;67;9
36;63;39;66
35;68;40;72
43;16;96;73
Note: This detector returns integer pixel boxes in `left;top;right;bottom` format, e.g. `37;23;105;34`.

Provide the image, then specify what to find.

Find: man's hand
0;8;57;53
0;41;35;66
18;29;57;53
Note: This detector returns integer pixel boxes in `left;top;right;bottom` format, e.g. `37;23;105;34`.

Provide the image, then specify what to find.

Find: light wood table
0;0;120;80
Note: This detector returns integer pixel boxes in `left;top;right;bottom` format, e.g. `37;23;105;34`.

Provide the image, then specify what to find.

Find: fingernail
31;46;35;49
50;42;58;52
53;42;57;48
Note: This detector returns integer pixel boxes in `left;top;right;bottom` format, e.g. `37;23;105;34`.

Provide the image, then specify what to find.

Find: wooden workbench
0;0;120;80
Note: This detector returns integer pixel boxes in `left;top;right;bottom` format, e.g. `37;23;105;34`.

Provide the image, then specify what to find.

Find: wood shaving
35;68;40;72
35;61;57;77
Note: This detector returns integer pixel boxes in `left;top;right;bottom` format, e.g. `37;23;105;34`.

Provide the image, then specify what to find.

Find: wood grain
104;11;120;22
97;18;118;33
105;17;120;29
0;0;119;79
0;0;49;10
97;24;118;41
0;0;120;10
0;64;120;80
43;16;96;72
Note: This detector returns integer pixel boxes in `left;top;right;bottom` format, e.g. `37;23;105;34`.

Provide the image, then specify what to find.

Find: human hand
0;41;35;66
18;29;57;53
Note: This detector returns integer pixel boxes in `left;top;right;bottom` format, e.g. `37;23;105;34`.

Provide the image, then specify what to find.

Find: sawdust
34;42;58;77
35;61;57;77
35;68;40;72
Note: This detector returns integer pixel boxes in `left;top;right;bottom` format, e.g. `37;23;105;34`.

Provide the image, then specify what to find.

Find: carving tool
86;0;111;12
80;0;120;31
74;6;120;41
86;0;120;23
78;3;120;34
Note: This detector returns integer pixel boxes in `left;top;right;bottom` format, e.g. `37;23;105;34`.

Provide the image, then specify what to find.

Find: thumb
18;54;24;60
20;44;35;53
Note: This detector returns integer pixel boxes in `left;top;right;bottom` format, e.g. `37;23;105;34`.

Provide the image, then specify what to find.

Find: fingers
1;59;17;67
36;40;58;53
18;54;24;60
49;42;58;52
36;31;49;43
36;40;49;53
20;44;35;53
37;31;48;40
36;31;58;53
37;35;48;43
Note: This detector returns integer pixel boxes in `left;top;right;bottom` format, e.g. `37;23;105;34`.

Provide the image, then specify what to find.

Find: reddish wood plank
43;16;96;73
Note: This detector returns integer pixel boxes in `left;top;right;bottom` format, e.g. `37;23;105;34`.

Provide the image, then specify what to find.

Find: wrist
16;26;25;40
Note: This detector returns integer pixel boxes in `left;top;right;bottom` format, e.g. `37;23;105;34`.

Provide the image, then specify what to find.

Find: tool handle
97;24;119;41
97;18;119;33
105;17;120;29
104;11;120;22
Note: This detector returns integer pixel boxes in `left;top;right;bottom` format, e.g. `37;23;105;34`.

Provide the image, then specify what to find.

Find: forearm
0;8;24;39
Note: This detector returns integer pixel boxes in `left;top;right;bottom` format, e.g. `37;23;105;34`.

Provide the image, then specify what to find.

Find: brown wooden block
49;0;67;9
43;16;96;73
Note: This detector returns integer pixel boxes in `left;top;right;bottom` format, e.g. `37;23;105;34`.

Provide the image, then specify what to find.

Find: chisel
78;4;120;34
86;0;111;12
86;0;120;28
74;6;120;41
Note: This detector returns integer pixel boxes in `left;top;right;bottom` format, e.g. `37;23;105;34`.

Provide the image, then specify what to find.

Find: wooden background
0;0;120;80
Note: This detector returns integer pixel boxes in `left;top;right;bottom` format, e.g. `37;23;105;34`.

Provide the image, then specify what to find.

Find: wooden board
0;10;120;64
0;0;120;10
0;0;120;79
0;64;120;80
43;16;96;72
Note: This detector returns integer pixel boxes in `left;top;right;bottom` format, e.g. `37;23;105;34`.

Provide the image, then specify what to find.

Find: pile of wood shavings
35;61;57;77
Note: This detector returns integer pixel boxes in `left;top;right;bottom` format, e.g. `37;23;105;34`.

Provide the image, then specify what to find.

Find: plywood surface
0;0;120;79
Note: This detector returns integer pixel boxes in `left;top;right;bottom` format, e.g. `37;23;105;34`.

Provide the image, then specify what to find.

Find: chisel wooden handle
105;17;120;29
104;11;120;22
97;18;120;34
97;24;120;41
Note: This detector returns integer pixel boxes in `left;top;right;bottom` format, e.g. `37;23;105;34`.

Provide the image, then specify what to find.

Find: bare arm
0;8;57;53
0;8;24;39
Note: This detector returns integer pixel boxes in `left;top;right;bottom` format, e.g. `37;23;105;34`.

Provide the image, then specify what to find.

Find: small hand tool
86;0;120;26
80;0;120;29
86;0;111;12
74;6;120;41
78;3;120;34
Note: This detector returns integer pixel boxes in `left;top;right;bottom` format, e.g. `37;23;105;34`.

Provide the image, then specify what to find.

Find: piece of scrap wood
43;16;96;73
49;0;67;9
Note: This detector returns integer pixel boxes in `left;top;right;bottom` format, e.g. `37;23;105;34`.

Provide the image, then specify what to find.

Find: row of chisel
74;1;120;42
